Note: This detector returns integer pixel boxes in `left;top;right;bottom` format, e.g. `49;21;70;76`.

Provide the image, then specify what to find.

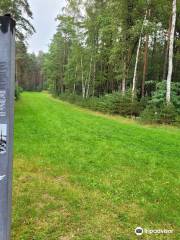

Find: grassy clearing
12;92;180;240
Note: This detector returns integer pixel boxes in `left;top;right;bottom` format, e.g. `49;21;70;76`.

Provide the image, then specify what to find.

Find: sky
28;0;66;54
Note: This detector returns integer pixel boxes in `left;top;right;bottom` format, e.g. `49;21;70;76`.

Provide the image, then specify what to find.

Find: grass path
12;92;180;240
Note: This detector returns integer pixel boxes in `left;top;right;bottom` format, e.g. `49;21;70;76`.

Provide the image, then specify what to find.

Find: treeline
42;0;180;123
16;42;44;91
43;0;180;98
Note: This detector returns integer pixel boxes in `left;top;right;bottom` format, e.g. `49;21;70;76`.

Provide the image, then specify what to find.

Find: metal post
0;15;16;240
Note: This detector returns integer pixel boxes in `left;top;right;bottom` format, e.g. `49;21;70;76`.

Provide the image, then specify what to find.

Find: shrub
159;104;177;124
140;105;161;124
175;115;180;126
140;81;180;124
140;103;178;124
59;92;144;117
59;91;179;124
151;81;180;113
15;85;23;100
95;92;144;116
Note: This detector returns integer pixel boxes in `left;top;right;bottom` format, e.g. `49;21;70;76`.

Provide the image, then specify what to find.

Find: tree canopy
0;0;35;40
41;0;180;122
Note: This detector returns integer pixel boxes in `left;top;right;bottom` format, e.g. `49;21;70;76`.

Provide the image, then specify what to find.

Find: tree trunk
142;34;149;97
60;66;64;94
73;65;77;94
166;0;176;104
142;9;151;97
163;16;172;80
92;60;96;97
81;56;85;98
132;10;147;99
132;35;142;98
122;61;126;95
86;56;93;98
122;48;131;95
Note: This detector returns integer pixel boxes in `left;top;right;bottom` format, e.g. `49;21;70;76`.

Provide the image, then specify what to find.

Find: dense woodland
1;2;180;239
0;0;180;123
43;0;179;98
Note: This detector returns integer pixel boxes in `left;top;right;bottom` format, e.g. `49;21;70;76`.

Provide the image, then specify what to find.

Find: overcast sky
28;0;66;54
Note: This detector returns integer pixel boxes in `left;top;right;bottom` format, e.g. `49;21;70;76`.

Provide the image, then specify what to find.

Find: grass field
12;92;180;240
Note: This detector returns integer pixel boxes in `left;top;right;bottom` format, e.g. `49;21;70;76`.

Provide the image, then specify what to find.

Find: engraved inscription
0;124;7;154
0;62;7;89
0;91;6;117
0;62;7;117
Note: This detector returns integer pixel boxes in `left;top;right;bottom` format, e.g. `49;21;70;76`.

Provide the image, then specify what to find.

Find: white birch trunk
81;56;85;98
73;65;77;94
122;61;126;95
92;61;96;97
166;0;176;104
86;56;93;98
132;10;147;98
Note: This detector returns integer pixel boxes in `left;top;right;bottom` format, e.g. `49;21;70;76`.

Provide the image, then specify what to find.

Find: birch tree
132;10;148;99
166;0;177;104
163;16;172;80
42;0;180;109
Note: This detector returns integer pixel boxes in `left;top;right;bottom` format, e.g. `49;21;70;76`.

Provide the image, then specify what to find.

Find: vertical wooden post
0;14;16;240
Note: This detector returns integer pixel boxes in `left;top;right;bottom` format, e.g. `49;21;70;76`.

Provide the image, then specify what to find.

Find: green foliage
0;0;35;40
175;115;180;126
141;103;178;124
59;91;180;125
141;80;180;124
0;1;37;93
15;84;23;100
94;92;143;116
150;81;180;113
42;0;179;120
42;32;66;95
16;42;44;91
160;104;177;124
59;92;144;117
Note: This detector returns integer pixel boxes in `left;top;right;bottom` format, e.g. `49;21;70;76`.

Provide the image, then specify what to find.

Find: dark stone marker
0;15;15;240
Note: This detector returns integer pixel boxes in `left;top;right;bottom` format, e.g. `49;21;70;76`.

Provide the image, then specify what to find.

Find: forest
1;0;180;124
0;1;180;239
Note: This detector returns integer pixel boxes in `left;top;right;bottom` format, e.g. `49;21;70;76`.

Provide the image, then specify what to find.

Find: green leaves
42;0;179;110
0;0;35;40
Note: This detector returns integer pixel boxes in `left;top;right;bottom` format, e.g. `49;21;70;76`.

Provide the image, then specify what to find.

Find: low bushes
58;92;179;125
15;85;23;100
140;81;180;124
59;92;144;117
140;103;178;124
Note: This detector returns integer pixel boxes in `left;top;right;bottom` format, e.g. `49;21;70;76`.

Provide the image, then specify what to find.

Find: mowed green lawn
12;92;180;240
